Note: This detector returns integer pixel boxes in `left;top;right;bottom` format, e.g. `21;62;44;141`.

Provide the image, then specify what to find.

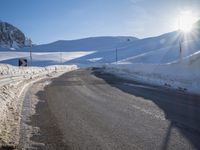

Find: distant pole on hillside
179;36;183;60
60;51;63;64
178;15;182;61
29;39;32;66
116;48;118;64
178;24;184;61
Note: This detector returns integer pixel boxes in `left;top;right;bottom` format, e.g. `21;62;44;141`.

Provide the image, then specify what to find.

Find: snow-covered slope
0;36;138;66
118;21;200;64
119;38;200;64
20;36;138;52
65;30;200;65
106;51;200;95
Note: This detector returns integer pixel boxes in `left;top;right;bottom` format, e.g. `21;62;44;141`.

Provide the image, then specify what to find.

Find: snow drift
106;51;200;95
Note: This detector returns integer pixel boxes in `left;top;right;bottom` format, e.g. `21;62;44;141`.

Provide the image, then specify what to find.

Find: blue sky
0;0;200;44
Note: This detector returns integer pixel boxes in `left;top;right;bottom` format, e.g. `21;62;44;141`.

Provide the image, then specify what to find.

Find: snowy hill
119;37;200;64
19;31;181;55
20;36;138;52
0;36;138;66
117;21;200;64
0;21;29;49
65;30;200;65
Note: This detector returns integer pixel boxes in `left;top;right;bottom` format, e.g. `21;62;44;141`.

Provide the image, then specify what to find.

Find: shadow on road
25;89;69;150
92;68;200;150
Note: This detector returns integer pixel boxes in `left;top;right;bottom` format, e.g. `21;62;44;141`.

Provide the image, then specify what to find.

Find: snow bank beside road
105;52;200;95
0;64;77;76
0;64;77;146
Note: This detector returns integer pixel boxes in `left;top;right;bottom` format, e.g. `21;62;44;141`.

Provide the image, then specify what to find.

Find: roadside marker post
18;58;28;67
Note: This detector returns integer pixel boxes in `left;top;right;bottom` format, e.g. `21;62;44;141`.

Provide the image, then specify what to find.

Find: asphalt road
19;68;200;150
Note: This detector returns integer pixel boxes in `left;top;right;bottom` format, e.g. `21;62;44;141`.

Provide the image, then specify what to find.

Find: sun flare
179;11;198;33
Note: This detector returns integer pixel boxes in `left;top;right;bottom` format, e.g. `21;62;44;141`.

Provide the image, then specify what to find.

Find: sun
179;11;198;33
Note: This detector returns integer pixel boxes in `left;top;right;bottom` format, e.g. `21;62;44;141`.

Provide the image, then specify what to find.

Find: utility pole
179;37;182;60
116;48;118;64
29;39;32;66
60;51;62;64
178;15;182;61
179;30;184;61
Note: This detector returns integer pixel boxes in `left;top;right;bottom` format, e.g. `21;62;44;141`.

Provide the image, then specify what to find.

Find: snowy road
19;68;200;150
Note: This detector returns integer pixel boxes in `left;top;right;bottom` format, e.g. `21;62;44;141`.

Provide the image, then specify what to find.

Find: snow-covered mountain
21;36;138;52
0;21;29;49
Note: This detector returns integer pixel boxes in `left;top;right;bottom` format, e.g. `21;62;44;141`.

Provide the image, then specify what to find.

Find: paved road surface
19;68;200;150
